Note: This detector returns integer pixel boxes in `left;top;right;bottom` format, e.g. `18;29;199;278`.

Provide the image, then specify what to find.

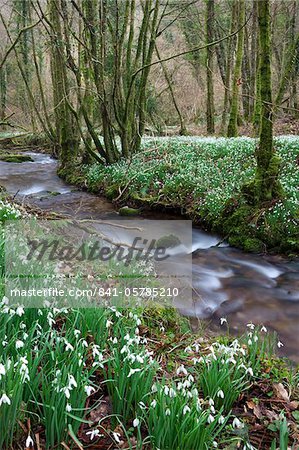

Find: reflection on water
1;152;298;361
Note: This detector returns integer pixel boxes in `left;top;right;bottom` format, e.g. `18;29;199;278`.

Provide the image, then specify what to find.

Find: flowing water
1;152;298;361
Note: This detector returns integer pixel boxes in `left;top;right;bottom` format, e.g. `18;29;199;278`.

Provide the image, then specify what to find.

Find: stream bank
0;150;299;362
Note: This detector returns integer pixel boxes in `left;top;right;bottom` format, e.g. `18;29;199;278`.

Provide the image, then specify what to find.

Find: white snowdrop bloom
220;317;227;325
133;418;140;427
209;398;215;406
86;429;100;441
169;387;176;398
127;368;142;378
124;333;130;341
254;335;258;343
84;385;95;396
16;306;25;317
112;432;121;443
63;387;71;399
184;346;192;353
192;357;199;364
183;405;191;415
217;389;225;399
151;399;157;408
15;340;24;349
135;327;139;335
68;374;77;389
207;414;215;423
0;364;6;378
74;329;81;338
213;442;218;448
65;342;74;352
136;355;144;363
106;319;113;328
218;415;225;424
164;385;170;395
25;434;34;448
160;325;165;332
247;323;255;330
81;340;88;348
165;408;171;416
278;341;284;348
66;403;72;412
2;297;9;305
210;405;216;414
261;326;268;333
138;401;146;410
248;339;252;346
232;417;244;429
151;383;158;393
176;365;188;376
121;345;128;354
247;367;254;377
112;337;118;344
0;393;11;406
188;374;194;382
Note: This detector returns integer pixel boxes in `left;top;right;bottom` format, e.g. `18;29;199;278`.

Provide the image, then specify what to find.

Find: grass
85;136;299;254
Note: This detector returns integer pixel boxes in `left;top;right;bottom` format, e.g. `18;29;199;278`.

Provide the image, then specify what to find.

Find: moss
105;184;119;200
118;206;140;216
155;234;181;249
0;154;34;163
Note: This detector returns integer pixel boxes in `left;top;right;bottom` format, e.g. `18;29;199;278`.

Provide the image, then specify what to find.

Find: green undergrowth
85;136;299;255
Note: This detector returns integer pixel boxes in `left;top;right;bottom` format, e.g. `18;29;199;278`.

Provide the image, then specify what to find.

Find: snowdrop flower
25;434;34;447
0;393;11;406
74;329;81;338
16;306;25;317
207;414;215;423
169;387;176;398
176;365;188;376
209;398;215;406
65;342;74;352
247;323;255;330
112;432;121;443
133;418;140;427
218;415;225;424
66;403;72;412
183;405;191;415
184;346;192;353
106;319;113;328
151;383;158;393
165;408;171;416
68;374;77;389
213;442;218;448
232;417;244;429
0;364;6;378
84;385;95;396
15;340;24;349
86;429;100;441
247;367;254;377
278;341;284;348
127;368;142;378
63;387;71;399
248;339;252;346
220;317;227;325
261;326;267;333
151;399;157;408
217;389;224;399
136;355;144;363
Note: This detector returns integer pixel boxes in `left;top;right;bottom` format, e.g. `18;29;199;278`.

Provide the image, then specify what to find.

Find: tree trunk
0;65;7;130
206;0;215;134
220;1;238;134
227;0;245;137
48;0;79;167
250;0;282;203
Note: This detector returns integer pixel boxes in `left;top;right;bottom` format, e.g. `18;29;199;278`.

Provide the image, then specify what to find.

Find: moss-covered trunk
247;0;283;203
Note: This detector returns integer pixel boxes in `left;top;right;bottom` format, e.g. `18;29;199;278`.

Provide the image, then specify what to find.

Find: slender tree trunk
155;45;187;135
242;24;251;121
0;65;7;130
48;0;79;167
220;1;238;134
250;0;282;203
227;0;245;137
206;0;215;134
